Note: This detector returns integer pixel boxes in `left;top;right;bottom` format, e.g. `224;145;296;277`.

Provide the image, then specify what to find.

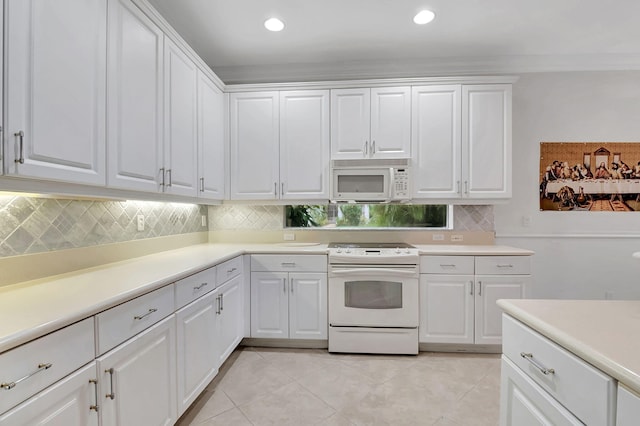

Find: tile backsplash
0;195;208;258
209;205;494;231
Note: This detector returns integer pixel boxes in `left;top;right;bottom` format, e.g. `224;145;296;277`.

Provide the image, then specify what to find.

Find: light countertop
415;245;534;256
0;242;530;354
498;299;640;395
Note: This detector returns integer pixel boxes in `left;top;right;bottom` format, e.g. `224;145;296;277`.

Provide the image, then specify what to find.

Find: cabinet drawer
217;256;243;283
0;317;94;415
475;256;530;275
251;255;327;272
175;267;217;309
420;256;474;274
96;284;175;355
502;315;615;425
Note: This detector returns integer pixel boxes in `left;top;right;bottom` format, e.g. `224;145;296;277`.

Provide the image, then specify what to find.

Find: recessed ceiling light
264;17;285;32
413;10;435;25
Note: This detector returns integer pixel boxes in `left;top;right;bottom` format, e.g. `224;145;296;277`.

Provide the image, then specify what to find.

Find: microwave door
334;169;389;200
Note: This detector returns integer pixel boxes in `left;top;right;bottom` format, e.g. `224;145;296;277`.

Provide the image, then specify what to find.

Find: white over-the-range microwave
331;158;411;202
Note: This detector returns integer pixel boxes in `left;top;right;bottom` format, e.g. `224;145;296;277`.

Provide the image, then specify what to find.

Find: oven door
329;267;418;328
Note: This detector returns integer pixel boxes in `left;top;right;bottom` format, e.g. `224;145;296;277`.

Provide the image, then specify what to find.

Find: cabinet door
330;88;370;159
250;272;289;338
419;274;474;344
164;39;198;196
475;275;528;345
229;92;280;199
0;363;98;426
5;0;106;184
412;85;462;199
175;292;218;417
107;0;164;192
197;72;225;200
617;385;640;426
217;275;244;366
289;273;327;340
98;316;177;426
370;87;411;158
500;357;582;426
462;84;512;199
280;90;330;199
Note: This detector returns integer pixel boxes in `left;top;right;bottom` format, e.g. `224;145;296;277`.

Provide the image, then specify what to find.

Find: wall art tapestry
540;142;640;211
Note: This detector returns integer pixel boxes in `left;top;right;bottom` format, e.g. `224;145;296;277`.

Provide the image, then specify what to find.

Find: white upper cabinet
163;38;198;197
331;87;410;159
197;72;225;200
412;84;512;200
279;90;330;200
412;85;462;199
229;90;330;201
229;92;280;200
107;0;164;192
462;84;512;199
5;0;106;185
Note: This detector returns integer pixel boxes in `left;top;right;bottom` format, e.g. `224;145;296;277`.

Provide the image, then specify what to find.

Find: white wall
495;71;640;300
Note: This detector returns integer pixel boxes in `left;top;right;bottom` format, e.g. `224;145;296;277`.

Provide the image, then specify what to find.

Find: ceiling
147;0;640;84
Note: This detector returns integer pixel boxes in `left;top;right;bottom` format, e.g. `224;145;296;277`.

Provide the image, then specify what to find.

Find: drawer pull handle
439;264;456;268
520;352;555;375
105;368;115;399
227;267;237;274
497;264;514;268
89;378;99;411
134;308;157;320
215;295;221;314
194;283;208;291
281;262;296;267
220;293;224;311
14;131;25;164
1;362;52;390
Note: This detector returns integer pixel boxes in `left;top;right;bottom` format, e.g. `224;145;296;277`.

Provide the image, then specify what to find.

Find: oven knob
336;248;342;253
405;248;411;254
346;248;351;253
395;248;401;254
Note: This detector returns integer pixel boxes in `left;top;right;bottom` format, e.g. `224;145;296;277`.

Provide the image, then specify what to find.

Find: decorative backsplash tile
0;195;208;258
209;204;494;231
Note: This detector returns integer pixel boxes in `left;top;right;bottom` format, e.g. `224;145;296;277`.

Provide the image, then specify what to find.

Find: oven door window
344;280;402;309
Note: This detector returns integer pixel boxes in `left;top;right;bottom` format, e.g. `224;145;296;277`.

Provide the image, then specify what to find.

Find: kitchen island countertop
498;298;640;395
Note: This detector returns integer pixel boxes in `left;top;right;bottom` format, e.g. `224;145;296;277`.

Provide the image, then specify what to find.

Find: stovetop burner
328;242;415;249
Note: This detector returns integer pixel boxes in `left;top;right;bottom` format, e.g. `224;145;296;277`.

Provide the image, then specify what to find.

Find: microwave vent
331;158;411;168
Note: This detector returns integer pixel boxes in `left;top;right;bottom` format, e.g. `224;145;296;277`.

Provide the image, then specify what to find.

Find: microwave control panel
392;168;410;199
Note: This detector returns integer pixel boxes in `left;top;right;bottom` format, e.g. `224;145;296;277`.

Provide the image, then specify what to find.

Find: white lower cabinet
617;385;640;426
250;255;327;340
215;274;244;366
419;255;530;345
175;292;218;417
97;315;177;426
0;362;99;426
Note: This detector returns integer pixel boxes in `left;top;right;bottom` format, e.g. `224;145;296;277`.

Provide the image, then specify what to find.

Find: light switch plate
450;234;463;242
283;233;295;241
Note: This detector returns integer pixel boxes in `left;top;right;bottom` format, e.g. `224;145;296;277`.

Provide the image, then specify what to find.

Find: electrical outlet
137;215;145;231
283;233;295;241
201;215;207;227
432;234;445;241
450;234;463;242
522;215;531;227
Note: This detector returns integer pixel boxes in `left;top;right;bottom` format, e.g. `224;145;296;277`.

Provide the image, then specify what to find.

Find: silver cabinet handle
372;140;376;155
216;295;221;314
457;180;461;194
166;169;172;187
478;281;482;296
364;140;369;156
281;262;296;267
281;182;284;196
105;368;115;399
439;264;456;268
89;378;99;412
290;279;294;293
194;282;208;291
468;280;473;296
133;308;157;320
160;168;165;188
283;278;286;293
220;293;224;311
200;177;205;192
227;267;237;274
464;180;469;194
14;131;25;164
497;264;514;268
274;182;278;195
1;362;52;390
520;352;555;375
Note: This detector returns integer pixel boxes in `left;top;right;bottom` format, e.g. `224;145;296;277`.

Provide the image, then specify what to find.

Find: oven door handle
330;268;417;277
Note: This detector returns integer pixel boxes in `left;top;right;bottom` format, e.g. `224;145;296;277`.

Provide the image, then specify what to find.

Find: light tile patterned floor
176;347;501;426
